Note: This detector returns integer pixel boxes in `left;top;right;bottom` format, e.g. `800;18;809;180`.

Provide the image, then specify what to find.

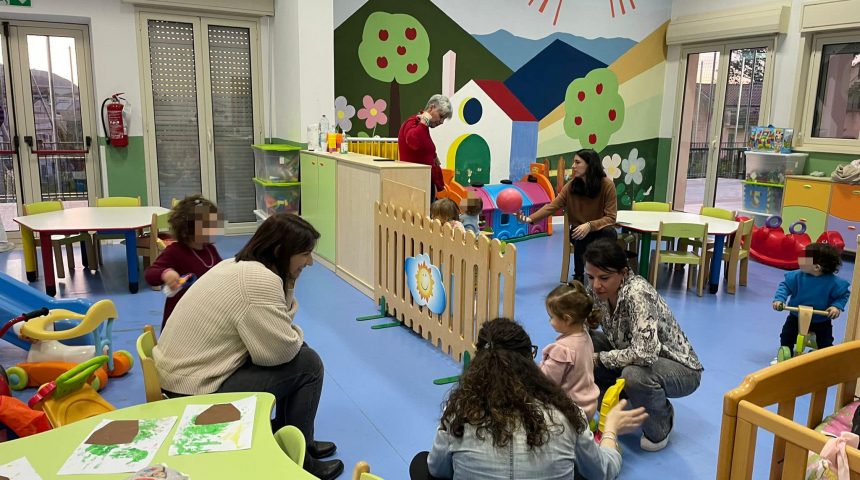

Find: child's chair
706;218;754;294
137;212;173;270
23;201;94;278
136;325;165;403
677;206;734;253
92;196;141;265
650;221;709;296
352;461;384;480
274;425;305;466
632;201;675;250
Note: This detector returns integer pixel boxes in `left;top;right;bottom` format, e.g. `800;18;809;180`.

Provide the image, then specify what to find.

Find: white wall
0;0;143;135
271;0;334;142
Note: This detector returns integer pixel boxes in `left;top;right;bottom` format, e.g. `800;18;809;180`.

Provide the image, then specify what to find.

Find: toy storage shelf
253;178;301;219
741;151;807;227
252;144;302;222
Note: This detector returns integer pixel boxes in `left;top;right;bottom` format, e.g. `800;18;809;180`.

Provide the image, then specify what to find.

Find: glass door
673;41;773;214
0;23;98;231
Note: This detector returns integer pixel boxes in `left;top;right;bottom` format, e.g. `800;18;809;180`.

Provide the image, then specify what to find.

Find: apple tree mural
563;68;624;152
358;12;430;136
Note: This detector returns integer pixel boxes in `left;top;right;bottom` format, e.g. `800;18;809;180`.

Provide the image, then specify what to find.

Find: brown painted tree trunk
389;80;401;138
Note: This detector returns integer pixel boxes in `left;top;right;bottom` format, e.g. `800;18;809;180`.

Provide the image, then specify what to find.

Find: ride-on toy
774;304;829;362
28;355;115;427
0;301;132;390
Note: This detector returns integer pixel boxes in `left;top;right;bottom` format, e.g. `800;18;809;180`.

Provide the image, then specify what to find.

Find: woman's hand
162;269;181;290
602;399;648;436
570;222;592;240
516;212;532;224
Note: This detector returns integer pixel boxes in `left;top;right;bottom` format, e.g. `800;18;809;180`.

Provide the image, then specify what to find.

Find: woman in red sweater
524;149;618;283
398;94;452;201
144;195;223;330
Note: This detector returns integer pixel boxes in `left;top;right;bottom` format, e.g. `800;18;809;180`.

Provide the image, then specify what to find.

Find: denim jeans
591;330;701;442
571;226;617;280
216;343;324;445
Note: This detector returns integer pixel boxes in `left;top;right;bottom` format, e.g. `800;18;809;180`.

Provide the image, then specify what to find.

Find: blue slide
0;271;93;350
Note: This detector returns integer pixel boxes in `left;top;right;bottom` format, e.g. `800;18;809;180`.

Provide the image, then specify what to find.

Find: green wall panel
99;136;148;204
803;151;857;176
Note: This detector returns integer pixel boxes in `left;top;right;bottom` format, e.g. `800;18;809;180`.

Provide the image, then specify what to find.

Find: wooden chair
678;206;734;252
23;201;94;278
632;201;675;251
650;221;709;297
706;218;754;294
560;215;573;282
137;212;173;270
352;461;384;480
92;196;141;264
274;425;305;466
135;325;165;403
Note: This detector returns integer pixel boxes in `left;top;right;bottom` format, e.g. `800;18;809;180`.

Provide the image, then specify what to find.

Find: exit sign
2;0;32;6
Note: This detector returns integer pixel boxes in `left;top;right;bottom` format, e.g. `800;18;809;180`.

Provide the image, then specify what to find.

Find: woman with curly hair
410;318;646;480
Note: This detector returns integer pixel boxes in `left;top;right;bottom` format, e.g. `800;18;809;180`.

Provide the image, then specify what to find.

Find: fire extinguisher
100;93;129;147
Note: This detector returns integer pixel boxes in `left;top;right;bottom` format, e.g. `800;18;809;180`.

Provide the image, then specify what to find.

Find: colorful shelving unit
252;144;302;221
738;151;807;226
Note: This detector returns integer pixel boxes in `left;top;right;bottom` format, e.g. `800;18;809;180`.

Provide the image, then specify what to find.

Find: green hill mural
335;0;512;137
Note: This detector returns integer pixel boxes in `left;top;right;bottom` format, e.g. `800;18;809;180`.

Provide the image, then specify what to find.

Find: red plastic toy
749;216;845;270
496;187;524;214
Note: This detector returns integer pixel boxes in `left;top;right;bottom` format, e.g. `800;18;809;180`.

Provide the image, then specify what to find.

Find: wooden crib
717;236;860;479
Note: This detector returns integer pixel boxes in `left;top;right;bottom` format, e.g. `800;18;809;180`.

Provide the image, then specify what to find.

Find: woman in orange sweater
523;149;617;283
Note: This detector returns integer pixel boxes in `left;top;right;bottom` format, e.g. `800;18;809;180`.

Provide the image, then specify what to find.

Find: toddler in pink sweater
539;280;600;420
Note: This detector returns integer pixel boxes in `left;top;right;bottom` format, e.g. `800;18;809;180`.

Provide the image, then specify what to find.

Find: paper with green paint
0;457;42;479
168;396;256;456
57;417;177;475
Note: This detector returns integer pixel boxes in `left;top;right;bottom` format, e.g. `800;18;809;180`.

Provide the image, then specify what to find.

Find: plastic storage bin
253;144;301;182
254;178;301;218
742;182;784;215
743;151;807;185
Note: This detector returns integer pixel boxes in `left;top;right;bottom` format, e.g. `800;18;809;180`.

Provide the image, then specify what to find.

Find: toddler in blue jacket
773;243;850;352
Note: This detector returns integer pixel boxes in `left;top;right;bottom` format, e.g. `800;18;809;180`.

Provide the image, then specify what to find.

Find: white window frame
795;30;860;153
136;8;264;234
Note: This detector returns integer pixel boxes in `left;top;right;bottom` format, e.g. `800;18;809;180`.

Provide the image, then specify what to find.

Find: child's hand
772;301;784;311
162;269;181;290
826;307;841;319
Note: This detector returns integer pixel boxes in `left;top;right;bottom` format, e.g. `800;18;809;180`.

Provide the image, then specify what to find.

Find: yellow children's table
0;392;317;479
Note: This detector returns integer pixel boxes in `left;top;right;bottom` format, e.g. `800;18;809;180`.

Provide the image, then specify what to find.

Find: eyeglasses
531;345;538;358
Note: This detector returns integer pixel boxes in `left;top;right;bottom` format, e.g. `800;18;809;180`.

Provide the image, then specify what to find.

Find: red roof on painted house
474;80;537;122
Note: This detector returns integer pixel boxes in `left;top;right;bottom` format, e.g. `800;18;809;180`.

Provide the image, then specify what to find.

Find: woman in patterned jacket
582;238;703;453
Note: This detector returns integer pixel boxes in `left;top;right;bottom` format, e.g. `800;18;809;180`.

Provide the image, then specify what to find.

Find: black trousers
779;314;834;350
571;225;618;280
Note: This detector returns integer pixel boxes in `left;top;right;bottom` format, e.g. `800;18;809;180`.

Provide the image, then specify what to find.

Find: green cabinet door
300;153;318;229
782;206;827;241
315;156;337;262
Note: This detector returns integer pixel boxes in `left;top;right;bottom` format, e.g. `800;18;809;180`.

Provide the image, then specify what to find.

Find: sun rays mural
335;0;672;202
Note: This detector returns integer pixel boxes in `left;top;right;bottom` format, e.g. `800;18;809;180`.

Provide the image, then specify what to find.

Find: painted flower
334;96;355;132
621;148;646;185
602;153;622;180
357;95;388;129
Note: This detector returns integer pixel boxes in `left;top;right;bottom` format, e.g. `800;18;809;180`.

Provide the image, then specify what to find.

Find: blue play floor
0;232;854;478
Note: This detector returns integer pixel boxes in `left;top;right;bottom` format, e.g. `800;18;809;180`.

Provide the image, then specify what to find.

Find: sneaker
640;433;669;452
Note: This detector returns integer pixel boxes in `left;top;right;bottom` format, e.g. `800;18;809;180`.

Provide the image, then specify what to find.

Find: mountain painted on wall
504;39;606;121
474;29;635;71
334;0;512;137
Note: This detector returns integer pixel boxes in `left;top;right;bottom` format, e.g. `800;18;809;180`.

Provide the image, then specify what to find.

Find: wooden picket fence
347;137;399;160
374;202;517;363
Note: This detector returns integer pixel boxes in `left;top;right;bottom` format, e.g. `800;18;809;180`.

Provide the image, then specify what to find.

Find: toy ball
496;188;523;214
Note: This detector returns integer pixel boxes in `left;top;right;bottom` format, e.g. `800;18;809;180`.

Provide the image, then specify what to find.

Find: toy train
438;163;555;242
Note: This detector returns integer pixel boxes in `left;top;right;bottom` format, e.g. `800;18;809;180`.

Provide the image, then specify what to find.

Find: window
799;32;860;150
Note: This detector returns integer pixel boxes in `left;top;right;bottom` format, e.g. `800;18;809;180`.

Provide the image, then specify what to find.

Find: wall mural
335;0;672;201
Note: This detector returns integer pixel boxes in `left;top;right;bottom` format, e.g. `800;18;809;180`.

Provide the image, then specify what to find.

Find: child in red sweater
145;195;223;330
